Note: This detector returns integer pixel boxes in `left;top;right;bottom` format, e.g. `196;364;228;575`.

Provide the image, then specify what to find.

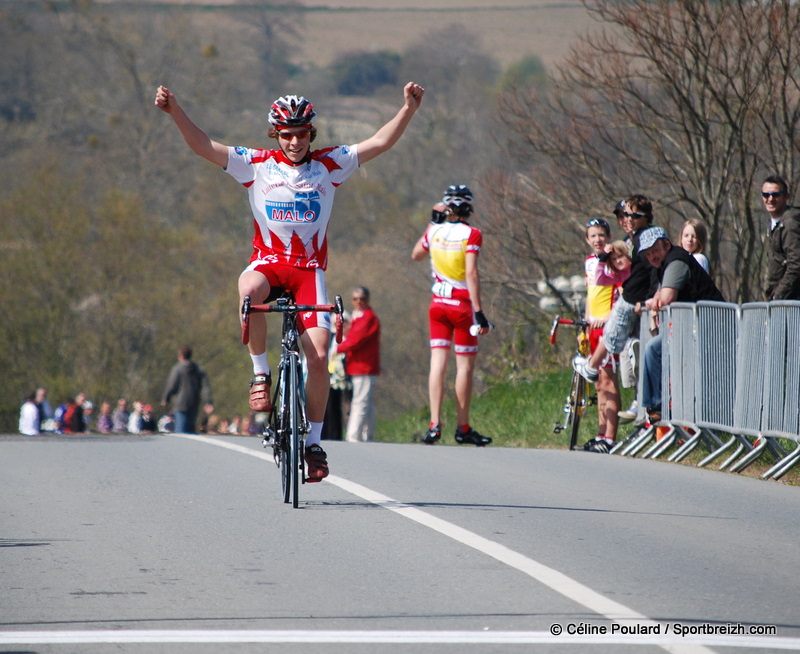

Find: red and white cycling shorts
241;262;330;332
589;326;618;369
429;296;478;354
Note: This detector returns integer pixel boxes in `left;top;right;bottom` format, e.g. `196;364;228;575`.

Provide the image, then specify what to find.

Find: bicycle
549;315;596;451
241;292;344;508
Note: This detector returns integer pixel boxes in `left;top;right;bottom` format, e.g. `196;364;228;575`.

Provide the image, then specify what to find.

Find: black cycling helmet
443;184;474;203
442;184;474;219
268;95;316;127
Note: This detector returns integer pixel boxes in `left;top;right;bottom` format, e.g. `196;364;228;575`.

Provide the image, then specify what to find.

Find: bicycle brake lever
334;295;344;344
241;296;252;345
549;315;560;345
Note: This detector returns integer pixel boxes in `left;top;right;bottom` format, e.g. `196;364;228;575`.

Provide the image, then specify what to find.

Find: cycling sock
306;422;323;447
459;424;470;433
250;353;270;376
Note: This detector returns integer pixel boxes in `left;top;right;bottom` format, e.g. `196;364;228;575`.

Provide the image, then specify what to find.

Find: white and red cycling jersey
226;144;360;270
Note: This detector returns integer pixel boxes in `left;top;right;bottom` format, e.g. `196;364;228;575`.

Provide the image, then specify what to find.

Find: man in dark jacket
637;227;724;423
761;175;800;300
162;346;214;434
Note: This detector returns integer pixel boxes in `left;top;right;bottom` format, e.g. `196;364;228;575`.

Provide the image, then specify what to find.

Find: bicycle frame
241;293;343;508
550;315;596;450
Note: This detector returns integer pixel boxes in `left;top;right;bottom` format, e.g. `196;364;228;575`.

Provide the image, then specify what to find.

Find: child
680;218;710;273
582;219;623;453
595;240;632;287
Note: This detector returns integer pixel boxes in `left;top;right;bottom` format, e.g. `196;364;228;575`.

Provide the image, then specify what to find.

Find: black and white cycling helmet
442;184;474;218
268;95;316;127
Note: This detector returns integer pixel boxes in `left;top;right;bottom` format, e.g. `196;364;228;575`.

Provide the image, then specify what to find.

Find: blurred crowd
18;387;263;437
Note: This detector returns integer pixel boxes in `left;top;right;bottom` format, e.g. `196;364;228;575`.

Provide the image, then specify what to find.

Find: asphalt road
2;433;799;653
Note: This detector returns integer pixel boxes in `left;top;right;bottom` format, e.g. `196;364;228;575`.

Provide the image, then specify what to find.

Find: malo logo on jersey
267;191;321;223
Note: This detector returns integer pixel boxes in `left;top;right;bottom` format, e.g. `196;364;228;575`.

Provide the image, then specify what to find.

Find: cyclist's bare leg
239;270;271;356
454;353;476;427
428;348;450;426
300;326;331;423
587;341;607;371
301;327;331;478
596;367;620;440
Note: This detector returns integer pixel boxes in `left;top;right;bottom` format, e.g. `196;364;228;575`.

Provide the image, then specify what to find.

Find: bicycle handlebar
549;315;590;345
241;295;345;345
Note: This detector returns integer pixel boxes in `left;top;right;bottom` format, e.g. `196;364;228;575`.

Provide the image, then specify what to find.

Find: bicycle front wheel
567;371;586;451
273;366;291;504
288;359;302;508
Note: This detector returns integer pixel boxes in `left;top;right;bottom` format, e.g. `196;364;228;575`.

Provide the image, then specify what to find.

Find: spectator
574;195;658;384
19;392;40;436
161;346;214;434
140;404;156;433
610;199;641;424
761;175;800;300
96;401;113;434
228;415;242;435
637;226;725;423
128;401;144;434
336;287;381;442
581;218;629;453
679;218;710;273
112;398;130;433
61;393;86;434
154;80;424;482
158;411;175;433
411;185;492;446
81;399;94;432
35;387;53;431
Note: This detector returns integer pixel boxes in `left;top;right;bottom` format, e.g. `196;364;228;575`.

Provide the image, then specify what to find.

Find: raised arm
154;85;229;168
357;82;425;165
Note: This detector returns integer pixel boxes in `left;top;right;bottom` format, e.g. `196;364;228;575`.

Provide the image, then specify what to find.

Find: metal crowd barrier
619;300;800;481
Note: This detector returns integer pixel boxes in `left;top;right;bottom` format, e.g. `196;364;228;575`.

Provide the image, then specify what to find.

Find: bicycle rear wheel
566;371;586;451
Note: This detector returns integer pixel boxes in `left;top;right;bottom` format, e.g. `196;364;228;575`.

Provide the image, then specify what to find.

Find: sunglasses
586;218;610;230
623;211;648;219
352;296;366;302
277;129;312;141
762;191;786;199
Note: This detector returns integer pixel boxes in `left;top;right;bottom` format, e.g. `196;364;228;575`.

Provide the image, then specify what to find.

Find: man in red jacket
336;286;381;442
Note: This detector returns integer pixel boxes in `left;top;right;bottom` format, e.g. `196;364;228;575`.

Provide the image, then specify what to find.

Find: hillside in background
0;0;573;428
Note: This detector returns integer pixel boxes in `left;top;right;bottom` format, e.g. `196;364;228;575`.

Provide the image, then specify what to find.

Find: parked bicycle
241;292;344;508
549;315;596;451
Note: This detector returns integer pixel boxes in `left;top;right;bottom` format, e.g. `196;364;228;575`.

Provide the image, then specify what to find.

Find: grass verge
375;372;798;486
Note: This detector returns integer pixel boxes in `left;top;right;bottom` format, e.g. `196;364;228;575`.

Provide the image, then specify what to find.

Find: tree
331;50;401;96
489;0;800;304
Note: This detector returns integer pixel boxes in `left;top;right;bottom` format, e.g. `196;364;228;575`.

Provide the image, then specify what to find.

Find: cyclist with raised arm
155;81;424;480
411;185;492;446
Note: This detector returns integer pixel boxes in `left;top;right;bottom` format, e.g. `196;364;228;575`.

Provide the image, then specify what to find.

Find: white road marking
6;435;795;651
0;630;799;648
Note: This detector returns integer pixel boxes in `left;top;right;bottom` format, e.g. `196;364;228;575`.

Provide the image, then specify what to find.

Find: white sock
306;422;323;447
250;353;270;376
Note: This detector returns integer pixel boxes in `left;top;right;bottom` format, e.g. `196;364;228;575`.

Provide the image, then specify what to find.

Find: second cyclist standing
411;185;492;447
155;81;425;480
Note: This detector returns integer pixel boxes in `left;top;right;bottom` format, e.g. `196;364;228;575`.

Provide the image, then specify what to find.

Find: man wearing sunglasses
155;81;424;480
761;175;800;301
